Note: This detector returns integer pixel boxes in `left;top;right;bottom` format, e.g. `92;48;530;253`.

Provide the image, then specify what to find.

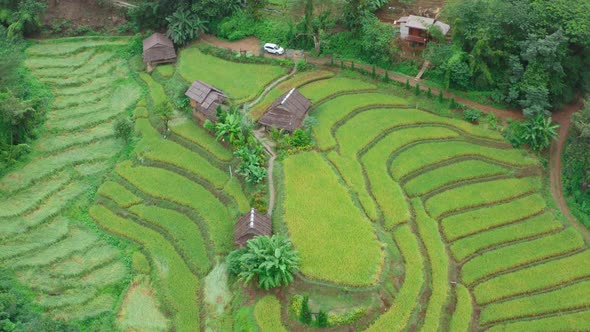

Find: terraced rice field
275;74;590;330
91;71;248;330
177;47;287;103
4;36;590;331
0;37;137;323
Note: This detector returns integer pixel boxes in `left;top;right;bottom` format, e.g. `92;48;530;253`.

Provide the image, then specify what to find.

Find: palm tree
166;6;208;45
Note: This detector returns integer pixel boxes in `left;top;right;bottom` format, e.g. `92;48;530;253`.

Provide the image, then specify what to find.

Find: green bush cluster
463;109;482;123
226;235;300;290
197;44;293;68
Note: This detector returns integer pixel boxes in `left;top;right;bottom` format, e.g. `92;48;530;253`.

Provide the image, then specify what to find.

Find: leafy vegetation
228;235;299;290
429;0;590;115
563;98;590;226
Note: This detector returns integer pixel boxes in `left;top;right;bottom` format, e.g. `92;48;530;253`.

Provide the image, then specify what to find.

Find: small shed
184;80;228;122
235;208;272;248
258;88;311;132
395;15;450;44
143;33;177;70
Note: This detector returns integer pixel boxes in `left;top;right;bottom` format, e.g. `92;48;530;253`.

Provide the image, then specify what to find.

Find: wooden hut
143;33;177;71
184;80;228;122
395;15;450;45
234;208;272;248
258;88;311;132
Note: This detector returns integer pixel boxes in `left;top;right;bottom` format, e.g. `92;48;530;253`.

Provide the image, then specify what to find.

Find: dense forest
427;0;590;117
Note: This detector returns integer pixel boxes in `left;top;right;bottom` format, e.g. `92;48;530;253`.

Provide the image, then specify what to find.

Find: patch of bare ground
43;0;126;30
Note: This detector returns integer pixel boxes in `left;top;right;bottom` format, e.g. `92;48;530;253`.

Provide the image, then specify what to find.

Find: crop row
473;250;590;305
254;296;288;332
425;177;542;219
0;181;89;238
26;37;128;56
0;171;70;218
361;126;460;228
0;217;69;260
480;279;590;325
18;257;127;293
486;309;590;332
250;70;335;119
97;181;142;208
52;88;112;109
115;161;234;253
90;204;200;331
450;212;562;261
36;123;115;153
403;159;510;198
297;76;378;104
312;93;411;150
50;294;116;321
169;120;233;162
449;285;473;332
0;139;121;193
461;227;585;285
326;151;379;221
412;199;450;332
8;226;98;269
441;193;548;241
365;224;425;331
48;101;109;121
128;204;211;274
48;82;141;132
26;49;95;69
390;141;536;181
135;118;230;189
282;152;383;286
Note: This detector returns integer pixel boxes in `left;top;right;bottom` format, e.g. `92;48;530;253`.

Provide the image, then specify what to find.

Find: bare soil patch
43;0;126;30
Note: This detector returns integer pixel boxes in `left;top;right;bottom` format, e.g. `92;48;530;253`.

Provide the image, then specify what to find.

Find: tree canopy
426;0;590;116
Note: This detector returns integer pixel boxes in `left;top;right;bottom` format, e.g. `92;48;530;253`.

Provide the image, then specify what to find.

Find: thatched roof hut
258;88;311;132
185;80;228;122
143;33;177;65
235;208;272;248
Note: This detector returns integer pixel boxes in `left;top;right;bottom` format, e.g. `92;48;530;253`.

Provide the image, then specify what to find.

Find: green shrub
405;79;410;89
300;295;311;325
114;117;134;142
230;235;300;290
414;83;420;95
463;109;482;123
316;310;328;327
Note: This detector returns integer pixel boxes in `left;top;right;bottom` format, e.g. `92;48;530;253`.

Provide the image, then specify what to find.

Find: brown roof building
185;80;228;122
143;33;177;65
235;208;272;247
258;88;311;132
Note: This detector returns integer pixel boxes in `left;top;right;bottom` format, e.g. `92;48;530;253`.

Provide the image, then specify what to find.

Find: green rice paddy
1;35;588;332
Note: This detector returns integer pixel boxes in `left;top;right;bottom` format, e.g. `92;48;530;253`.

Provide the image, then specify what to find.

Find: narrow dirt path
245;66;297;109
243;67;298;217
550;100;590;240
254;129;277;217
